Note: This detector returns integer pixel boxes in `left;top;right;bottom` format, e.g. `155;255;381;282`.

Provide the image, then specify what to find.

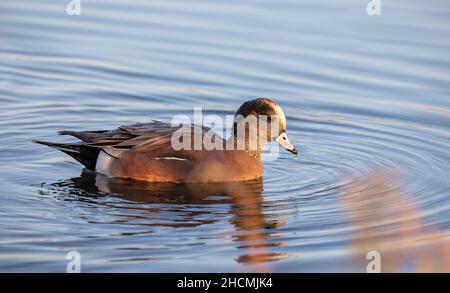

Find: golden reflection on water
54;172;287;272
342;170;450;272
229;188;288;271
50;168;450;272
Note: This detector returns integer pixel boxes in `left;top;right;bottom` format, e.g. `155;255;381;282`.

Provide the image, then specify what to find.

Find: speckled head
233;98;297;155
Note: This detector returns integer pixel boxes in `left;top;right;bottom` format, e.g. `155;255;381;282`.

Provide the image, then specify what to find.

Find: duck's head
233;98;297;155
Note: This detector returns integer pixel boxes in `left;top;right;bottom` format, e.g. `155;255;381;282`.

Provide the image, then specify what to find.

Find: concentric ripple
1;0;450;272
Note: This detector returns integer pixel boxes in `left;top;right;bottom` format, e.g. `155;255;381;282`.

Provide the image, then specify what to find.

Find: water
1;0;450;272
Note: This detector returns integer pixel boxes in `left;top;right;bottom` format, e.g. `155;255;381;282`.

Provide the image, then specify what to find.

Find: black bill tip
289;148;298;155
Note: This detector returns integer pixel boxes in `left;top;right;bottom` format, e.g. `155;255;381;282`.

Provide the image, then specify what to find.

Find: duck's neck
226;131;264;161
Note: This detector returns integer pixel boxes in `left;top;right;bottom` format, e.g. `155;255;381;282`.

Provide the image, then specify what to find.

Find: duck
33;98;297;183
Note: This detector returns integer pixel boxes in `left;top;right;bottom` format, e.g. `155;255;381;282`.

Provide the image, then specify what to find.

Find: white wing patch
154;157;188;161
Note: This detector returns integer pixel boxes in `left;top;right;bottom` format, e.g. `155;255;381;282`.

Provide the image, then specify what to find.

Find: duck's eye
283;136;286;141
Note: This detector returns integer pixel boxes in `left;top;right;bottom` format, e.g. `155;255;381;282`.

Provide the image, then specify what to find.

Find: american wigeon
34;98;297;183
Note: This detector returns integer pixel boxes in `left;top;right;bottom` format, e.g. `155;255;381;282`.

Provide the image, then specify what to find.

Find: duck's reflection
342;170;450;272
50;171;287;270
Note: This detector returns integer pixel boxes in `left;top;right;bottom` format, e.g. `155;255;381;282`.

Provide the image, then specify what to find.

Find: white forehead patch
272;103;287;130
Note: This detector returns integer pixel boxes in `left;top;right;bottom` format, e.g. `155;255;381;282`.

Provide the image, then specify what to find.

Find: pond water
1;0;450;272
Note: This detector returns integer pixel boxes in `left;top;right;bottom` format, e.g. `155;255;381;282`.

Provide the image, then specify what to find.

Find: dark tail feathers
32;140;100;170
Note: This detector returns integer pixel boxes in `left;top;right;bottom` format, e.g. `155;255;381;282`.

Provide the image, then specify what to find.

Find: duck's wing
52;121;217;164
35;121;219;170
60;121;211;149
57;121;168;147
118;122;219;162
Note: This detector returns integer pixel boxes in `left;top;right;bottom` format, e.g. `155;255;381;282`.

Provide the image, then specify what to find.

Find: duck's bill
276;132;298;155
